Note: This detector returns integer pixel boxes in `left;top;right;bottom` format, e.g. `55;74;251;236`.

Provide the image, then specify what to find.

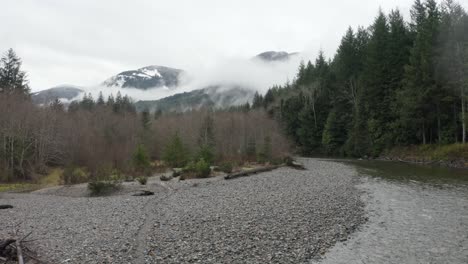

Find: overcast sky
1;0;417;92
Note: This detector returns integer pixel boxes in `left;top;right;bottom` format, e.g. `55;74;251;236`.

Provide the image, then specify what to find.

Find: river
317;159;468;264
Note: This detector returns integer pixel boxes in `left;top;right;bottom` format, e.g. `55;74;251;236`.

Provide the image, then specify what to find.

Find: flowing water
317;160;468;264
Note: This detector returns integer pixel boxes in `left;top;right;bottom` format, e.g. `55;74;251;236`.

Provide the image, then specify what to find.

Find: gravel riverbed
0;159;366;263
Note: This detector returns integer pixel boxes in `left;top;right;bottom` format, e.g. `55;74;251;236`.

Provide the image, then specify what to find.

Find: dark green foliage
88;168;123;196
88;180;121;196
261;0;468;157
219;162;233;173
97;91;105;105
0;49;30;96
163;133;190;167
141;108;151;130
252;91;264;108
197;114;216;163
196;144;215;165
133;144;151;172
183;158;211;178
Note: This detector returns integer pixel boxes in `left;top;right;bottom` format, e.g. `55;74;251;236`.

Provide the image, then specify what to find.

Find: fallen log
132;190;155;196
288;161;306;170
224;165;280;180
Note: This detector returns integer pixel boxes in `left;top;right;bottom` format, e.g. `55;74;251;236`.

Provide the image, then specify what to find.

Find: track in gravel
133;182;175;264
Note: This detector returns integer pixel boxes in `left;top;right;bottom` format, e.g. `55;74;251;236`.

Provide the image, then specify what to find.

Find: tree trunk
437;103;441;144
462;91;466;144
422;123;426;145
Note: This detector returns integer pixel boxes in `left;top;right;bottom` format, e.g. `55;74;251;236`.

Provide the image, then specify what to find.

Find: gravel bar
0;159;366;263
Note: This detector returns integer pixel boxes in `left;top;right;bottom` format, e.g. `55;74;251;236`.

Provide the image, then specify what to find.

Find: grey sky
1;0;416;92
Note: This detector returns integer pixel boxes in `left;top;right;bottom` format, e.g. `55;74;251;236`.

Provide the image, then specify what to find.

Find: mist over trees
256;0;468;157
0;48;290;181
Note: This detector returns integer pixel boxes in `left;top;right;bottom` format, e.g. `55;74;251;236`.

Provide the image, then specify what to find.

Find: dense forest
253;0;468;157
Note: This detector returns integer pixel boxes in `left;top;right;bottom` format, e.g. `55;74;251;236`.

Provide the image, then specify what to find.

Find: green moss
0;183;38;193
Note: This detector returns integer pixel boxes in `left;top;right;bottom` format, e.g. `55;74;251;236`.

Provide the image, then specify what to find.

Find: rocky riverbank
0;159;366;263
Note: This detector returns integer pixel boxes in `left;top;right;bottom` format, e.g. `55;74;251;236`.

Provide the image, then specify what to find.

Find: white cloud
0;0;417;92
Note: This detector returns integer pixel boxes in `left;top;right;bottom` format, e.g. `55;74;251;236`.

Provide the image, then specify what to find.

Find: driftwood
288;161;306;170
0;225;47;264
224;165;280;180
15;240;24;264
132;190;155;196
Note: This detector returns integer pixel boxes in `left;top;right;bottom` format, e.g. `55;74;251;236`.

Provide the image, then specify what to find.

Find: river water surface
317;160;468;264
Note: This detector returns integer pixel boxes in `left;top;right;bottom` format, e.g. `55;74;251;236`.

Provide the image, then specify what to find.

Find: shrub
194;159;211;178
88;180;121;196
219;162;233;173
136;176;148;185
182;159;211;179
196;144;215;164
163;133;190;168
62;166;88;185
133;144;151;172
87;167;122;196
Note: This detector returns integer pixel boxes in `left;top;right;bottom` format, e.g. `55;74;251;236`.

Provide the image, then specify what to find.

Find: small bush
87;167;123;196
181;159;211;179
194;159;211;178
62;166;88;185
136;176;148;185
219;162;233;173
196;144;215;164
133;144;151;172
88;180;121;196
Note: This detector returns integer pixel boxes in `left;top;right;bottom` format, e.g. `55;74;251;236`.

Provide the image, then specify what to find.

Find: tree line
0;49;290;181
254;0;468;157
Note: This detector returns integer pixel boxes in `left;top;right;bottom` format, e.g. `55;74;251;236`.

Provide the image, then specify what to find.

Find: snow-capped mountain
254;51;299;62
102;65;183;90
32;85;84;105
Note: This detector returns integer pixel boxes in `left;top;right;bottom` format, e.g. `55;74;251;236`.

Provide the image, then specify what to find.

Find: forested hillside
0;49;289;182
254;0;468;157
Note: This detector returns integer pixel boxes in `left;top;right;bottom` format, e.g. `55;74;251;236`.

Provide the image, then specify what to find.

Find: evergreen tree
362;10;393;155
252;91;264;108
141;108;151;130
97;91;105;106
399;0;442;145
107;94;115;107
133;144;150;172
0;49;30;96
163;132;190;167
197;114;216;163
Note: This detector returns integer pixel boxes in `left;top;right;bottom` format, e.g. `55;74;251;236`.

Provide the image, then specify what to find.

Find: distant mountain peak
32;85;84;105
102;65;183;90
255;51;298;62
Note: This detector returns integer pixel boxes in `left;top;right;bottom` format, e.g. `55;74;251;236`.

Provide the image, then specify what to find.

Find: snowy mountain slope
102;65;183;90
